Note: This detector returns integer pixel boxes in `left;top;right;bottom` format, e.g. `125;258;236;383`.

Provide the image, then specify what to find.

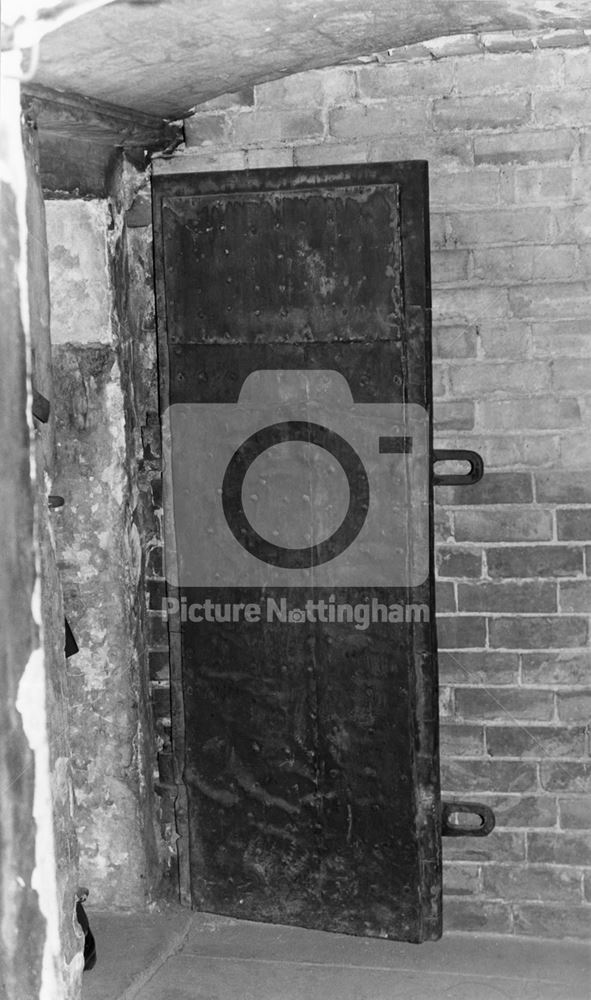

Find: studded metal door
153;162;441;942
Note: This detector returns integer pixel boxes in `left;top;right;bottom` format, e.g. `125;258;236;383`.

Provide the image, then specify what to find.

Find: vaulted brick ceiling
34;0;591;120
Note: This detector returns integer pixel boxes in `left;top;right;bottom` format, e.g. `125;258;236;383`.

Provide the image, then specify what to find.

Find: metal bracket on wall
434;450;490;839
65;618;79;658
32;387;50;423
441;801;495;837
432;449;484;486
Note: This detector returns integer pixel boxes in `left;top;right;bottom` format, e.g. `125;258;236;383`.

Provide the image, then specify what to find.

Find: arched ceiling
33;0;591;121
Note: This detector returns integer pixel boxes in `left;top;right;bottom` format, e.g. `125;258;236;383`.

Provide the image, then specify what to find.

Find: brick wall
153;30;591;938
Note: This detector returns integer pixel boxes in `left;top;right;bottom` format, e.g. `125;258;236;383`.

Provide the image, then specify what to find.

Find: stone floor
82;907;591;1000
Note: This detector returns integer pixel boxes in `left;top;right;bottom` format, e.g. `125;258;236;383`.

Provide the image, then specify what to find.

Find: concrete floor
82;907;591;1000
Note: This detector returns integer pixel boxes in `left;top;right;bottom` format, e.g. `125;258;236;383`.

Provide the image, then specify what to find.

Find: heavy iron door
153;162;445;941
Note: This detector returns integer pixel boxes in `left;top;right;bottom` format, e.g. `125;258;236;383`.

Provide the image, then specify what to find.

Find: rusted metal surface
153;163;440;941
162;185;404;345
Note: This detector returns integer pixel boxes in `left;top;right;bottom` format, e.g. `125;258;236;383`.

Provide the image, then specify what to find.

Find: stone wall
46;184;161;910
152;30;591;938
110;163;178;894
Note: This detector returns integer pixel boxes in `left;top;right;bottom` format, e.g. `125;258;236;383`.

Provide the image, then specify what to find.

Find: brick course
167;31;591;940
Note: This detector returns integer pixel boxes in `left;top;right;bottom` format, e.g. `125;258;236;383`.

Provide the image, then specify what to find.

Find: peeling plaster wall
46;191;160;909
0;60;82;1000
24;122;83;997
0;75;46;1000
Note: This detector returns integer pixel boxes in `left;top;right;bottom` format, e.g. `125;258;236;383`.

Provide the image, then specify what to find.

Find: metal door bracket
442;800;495;837
32;387;50;423
432;449;484;486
